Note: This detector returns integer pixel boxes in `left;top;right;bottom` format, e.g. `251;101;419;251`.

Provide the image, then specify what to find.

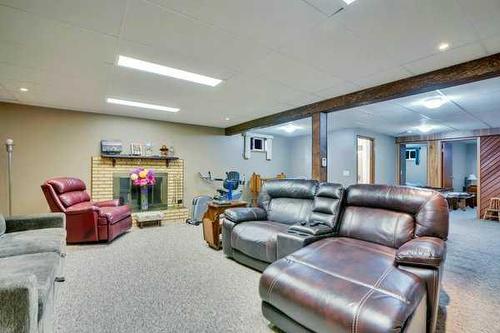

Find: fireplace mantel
91;156;188;224
100;154;179;167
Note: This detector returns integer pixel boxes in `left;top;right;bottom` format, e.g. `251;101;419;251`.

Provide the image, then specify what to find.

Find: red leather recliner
41;177;132;243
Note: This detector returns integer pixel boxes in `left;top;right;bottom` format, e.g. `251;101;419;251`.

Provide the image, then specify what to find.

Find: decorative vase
140;186;149;211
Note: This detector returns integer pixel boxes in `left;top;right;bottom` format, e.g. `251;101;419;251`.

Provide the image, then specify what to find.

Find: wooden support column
312;112;327;181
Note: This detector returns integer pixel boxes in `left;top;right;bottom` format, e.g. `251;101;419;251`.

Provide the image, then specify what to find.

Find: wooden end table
202;201;247;250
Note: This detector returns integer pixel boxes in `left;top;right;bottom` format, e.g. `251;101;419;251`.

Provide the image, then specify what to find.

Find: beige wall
0;102;292;215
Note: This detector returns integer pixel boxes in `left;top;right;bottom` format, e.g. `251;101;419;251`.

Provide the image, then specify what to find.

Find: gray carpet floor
56;209;500;332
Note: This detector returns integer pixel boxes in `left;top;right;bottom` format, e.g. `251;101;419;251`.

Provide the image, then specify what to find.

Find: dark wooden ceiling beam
225;53;500;136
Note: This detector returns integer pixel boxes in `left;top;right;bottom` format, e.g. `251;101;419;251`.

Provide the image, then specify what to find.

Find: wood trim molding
311;113;327;181
396;127;500;143
225;53;500;136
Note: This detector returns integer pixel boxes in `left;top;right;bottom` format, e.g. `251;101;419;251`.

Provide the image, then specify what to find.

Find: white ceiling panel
279;19;395;81
335;0;478;67
353;67;413;89
456;0;500;39
147;0;326;48
0;0;126;36
1;0;500;130
250;51;347;93
403;43;487;75
300;0;345;17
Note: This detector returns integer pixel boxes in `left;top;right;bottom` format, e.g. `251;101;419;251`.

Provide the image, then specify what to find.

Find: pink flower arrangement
130;167;156;187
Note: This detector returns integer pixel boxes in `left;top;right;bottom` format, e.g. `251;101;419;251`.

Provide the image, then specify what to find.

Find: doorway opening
399;143;428;187
357;136;375;184
441;139;478;214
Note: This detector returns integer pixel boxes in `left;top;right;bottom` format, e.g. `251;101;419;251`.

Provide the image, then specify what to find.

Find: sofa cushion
260;237;425;333
346;184;449;239
231;221;288;263
98;205;131;225
47;177;86;194
59;191;91;207
0;214;5;236
268;198;313;225
0;228;66;258
0;252;59;319
339;206;415;248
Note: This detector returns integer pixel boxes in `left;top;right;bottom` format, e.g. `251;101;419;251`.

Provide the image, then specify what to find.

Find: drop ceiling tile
0;0;126;35
481;35;500;54
279;19;395;81
249;51;347;93
403;43;486;75
362;101;425;123
147;0;326;48
0;83;16;101
473;112;500;127
301;0;345;16
438;113;490;130
0;6;117;79
456;0;500;39
121;0;271;76
335;0;478;65
314;81;361;99
353;67;413;89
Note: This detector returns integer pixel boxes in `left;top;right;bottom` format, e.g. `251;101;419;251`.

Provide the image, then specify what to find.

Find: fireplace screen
112;173;168;211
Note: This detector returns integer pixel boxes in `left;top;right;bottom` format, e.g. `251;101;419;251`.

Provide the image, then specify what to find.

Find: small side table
202;201;247;250
135;211;164;228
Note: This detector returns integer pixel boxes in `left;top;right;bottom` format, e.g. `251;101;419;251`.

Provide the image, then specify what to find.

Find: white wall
0;102;292;214
288;134;311;178
283;128;398;186
405;144;427;186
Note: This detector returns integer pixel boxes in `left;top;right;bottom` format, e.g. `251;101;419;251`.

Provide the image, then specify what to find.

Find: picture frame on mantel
130;143;143;156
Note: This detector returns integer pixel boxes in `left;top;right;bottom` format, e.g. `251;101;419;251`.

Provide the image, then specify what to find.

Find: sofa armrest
224;207;267;223
5;213;65;233
65;206;99;216
0;274;38;332
287;223;333;236
396;237;446;268
94;199;120;207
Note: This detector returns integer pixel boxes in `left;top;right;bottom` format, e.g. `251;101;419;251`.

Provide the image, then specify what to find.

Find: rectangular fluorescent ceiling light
117;55;222;87
106;98;179;112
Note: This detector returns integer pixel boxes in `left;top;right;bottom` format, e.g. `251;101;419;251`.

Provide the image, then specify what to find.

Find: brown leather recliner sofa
41;177;132;243
223;180;449;333
222;179;344;271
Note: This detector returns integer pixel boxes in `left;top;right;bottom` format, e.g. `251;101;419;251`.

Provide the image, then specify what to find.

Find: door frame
356;135;375;184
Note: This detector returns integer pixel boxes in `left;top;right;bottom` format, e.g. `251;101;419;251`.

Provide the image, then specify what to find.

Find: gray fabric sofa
0;213;66;333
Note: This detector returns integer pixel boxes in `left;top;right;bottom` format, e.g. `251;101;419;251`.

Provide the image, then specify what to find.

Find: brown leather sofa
222;180;344;271
225;182;449;333
41;177;132;243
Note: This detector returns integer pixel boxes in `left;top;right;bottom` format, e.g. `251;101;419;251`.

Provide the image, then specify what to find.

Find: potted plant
130;168;156;210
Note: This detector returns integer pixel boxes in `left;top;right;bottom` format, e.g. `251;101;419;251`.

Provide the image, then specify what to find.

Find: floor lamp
5;138;13;216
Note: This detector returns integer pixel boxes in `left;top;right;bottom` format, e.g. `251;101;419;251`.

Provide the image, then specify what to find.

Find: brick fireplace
91;156;188;224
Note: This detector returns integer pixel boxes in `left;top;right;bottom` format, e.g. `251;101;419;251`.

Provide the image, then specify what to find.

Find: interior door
399;144;407;185
442;142;453;189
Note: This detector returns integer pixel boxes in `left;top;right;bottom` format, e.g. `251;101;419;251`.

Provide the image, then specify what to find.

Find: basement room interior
1;1;500;332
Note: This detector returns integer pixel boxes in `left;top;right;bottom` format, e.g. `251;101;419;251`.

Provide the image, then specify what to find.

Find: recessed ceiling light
422;96;447;109
19;87;28;92
438;42;450;51
106;98;179;112
279;123;301;133
117;55;222;87
342;0;357;4
416;124;434;133
225;117;230;121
